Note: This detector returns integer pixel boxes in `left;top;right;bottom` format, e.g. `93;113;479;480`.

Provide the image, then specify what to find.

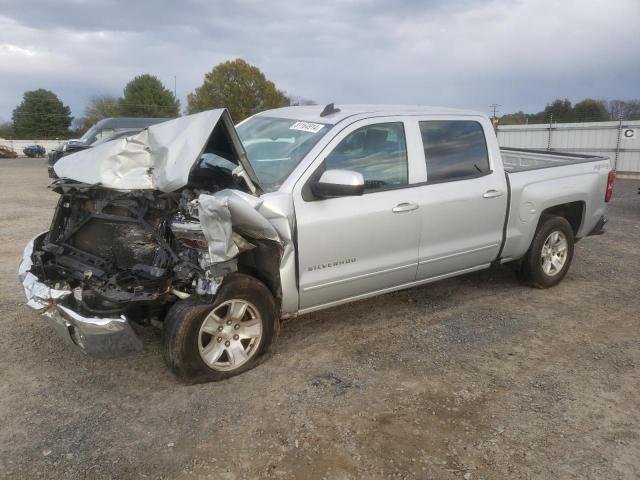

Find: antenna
320;103;341;117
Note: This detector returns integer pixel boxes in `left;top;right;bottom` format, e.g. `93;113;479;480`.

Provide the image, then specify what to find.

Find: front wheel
518;216;575;288
162;273;278;383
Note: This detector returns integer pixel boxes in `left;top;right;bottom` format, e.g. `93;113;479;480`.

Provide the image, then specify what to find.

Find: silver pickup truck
19;105;615;383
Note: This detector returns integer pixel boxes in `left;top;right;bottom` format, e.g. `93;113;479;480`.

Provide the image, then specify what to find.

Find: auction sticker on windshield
289;121;325;133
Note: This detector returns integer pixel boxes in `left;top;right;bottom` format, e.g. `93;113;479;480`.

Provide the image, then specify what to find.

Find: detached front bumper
18;234;143;358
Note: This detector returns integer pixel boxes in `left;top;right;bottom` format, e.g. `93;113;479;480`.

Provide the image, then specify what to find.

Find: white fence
0;139;67;156
496;120;640;173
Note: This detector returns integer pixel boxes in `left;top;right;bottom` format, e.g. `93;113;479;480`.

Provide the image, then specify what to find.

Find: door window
324;122;408;191
419;121;490;182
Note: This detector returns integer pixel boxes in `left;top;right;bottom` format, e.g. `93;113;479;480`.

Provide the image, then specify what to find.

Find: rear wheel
518;216;574;288
162;273;278;383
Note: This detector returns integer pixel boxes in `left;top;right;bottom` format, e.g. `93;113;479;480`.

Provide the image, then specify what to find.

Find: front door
293;120;423;310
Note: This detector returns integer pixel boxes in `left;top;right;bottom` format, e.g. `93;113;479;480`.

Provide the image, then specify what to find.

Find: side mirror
311;169;365;198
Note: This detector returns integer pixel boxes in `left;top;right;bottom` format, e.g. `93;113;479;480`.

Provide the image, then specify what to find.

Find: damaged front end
18;109;291;358
19;181;285;357
19;230;144;358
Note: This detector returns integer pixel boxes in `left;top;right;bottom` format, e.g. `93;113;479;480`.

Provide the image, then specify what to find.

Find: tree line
499;98;640;125
2;58;638;139
1;59;314;139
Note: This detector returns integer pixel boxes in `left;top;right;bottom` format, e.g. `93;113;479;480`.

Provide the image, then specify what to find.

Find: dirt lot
0;158;638;480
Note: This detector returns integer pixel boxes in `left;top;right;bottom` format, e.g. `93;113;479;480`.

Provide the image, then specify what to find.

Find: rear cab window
419;120;490;182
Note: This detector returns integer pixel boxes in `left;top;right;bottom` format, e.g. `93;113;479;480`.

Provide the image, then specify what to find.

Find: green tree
499;111;529;125
536;98;574;123
500;97;640;126
120;74;180;117
0;121;13;139
85;95;122;125
187;59;288;122
573;99;610;122
12;89;72;138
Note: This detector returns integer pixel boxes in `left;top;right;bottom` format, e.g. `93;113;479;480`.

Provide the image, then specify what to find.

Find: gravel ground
0;158;639;480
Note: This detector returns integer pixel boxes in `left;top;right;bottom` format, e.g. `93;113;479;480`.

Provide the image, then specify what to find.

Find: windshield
236;116;330;191
78;124;104;145
92;129;139;145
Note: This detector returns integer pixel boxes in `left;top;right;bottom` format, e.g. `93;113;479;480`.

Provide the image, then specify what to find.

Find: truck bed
500;147;607;173
499;147;611;262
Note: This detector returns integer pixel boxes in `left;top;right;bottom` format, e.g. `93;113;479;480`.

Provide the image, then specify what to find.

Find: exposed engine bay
30;179;283;322
18;109;299;362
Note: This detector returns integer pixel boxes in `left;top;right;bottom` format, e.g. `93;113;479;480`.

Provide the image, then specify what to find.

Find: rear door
293;118;425;311
413;117;508;279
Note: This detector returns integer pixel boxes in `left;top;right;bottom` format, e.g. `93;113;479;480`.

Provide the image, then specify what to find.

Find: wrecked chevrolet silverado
20;105;614;383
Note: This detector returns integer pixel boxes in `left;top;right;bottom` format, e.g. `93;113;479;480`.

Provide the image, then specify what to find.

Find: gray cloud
0;0;638;123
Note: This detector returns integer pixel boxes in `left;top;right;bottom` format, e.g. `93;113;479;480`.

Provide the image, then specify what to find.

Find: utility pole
174;75;177;99
489;103;501;128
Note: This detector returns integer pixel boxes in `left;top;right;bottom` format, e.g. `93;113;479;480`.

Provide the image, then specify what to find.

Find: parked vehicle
47;117;169;177
23;145;46;158
0;145;18;158
19;105;614;383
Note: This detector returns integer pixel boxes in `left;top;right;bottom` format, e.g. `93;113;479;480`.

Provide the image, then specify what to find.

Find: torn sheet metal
196;189;298;314
197;189;281;263
54;109;259;193
250;191;298;314
197;195;239;263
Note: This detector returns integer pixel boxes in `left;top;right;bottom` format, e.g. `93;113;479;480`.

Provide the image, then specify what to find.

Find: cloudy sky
0;0;638;123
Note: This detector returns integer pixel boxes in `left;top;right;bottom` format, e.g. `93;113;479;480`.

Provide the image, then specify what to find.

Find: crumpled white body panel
54;110;227;192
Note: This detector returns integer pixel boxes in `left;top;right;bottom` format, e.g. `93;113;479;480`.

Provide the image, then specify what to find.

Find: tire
518;215;575;288
162;273;278;383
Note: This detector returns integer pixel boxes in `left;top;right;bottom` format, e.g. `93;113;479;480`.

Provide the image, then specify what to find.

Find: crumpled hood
54;109;259;193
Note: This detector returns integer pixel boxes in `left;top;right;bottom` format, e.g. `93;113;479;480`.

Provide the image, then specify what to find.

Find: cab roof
255;104;486;125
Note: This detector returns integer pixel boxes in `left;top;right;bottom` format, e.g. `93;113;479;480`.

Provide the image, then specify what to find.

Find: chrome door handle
482;189;504;199
392;202;419;213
